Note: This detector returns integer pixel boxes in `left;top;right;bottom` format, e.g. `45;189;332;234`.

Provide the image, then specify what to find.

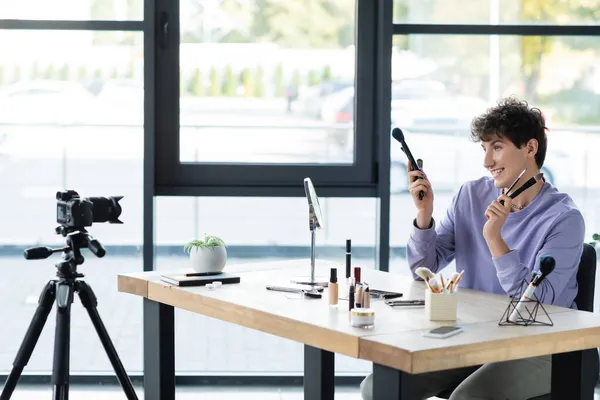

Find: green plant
184;234;227;254
588;233;600;247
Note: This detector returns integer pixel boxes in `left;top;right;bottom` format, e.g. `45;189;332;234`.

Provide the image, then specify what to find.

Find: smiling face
481;135;538;189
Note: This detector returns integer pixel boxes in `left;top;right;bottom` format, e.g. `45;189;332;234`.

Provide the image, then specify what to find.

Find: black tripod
0;226;138;400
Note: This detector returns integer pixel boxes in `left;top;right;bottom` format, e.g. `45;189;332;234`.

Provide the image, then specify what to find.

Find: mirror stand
290;212;328;287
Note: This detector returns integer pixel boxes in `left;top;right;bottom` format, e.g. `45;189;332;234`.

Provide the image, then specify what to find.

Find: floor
4;385;600;399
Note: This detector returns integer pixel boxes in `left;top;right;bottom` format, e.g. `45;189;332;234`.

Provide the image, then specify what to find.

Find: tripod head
24;225;106;280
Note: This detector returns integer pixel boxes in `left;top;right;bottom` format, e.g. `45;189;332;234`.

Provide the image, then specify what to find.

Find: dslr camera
56;190;123;228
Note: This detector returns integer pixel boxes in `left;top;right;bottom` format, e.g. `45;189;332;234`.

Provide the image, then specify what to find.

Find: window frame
152;0;383;198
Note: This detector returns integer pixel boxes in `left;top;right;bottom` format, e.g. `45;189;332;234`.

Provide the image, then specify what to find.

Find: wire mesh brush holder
499;279;554;327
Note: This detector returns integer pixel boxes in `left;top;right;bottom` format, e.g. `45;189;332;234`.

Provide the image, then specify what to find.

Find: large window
393;0;600;24
155;196;376;374
388;34;600;280
153;0;379;193
0;0;143;20
178;0;356;165
0;30;143;374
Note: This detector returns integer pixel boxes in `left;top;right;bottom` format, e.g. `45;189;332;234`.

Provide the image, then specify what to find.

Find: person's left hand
483;194;512;242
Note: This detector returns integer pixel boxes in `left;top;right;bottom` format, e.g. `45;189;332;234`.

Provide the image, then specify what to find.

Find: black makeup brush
392;128;424;200
508;173;544;201
500;169;526;206
532;256;555;286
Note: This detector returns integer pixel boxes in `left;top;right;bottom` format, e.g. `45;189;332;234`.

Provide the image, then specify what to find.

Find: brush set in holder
416;267;463;321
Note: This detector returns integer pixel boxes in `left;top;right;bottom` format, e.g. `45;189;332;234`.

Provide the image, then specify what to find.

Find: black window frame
151;0;388;198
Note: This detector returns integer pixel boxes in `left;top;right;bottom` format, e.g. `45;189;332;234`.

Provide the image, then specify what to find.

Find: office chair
437;243;599;400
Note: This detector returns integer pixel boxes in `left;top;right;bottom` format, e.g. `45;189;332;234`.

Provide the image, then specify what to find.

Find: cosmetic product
350;308;375;328
508;256;555;323
503;169;527;197
363;286;370;308
348;282;355;312
345;239;351;279
354;267;361;284
355;283;363;308
368;289;403;300
392;128;424;200
266;285;324;293
328;268;338;307
385;299;425;307
508;173;544;200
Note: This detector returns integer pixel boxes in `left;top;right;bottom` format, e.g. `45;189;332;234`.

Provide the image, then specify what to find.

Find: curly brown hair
470;97;548;168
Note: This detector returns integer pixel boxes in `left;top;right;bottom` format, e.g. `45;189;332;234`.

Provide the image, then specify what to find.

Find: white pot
189;246;227;274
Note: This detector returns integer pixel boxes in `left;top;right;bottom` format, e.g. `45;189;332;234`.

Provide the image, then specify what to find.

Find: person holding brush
360;97;585;400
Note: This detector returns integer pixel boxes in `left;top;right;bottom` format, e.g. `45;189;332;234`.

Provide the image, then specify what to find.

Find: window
388;34;600;273
179;0;356;165
153;0;378;192
0;30;143;374
0;0;143;20
154;195;376;374
393;0;600;25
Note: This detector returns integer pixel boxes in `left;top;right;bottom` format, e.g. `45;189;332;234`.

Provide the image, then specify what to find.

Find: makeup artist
361;97;586;400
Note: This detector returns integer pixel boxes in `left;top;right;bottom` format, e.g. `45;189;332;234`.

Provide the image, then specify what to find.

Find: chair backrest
575;243;597;312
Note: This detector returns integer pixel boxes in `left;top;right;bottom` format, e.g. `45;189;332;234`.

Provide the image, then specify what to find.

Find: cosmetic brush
446;271;460;291
500;169;526;206
531;256;555;286
415;267;439;292
415;267;435;281
508;173;544;200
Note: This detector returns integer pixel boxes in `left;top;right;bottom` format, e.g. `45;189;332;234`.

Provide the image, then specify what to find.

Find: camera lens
87;196;123;224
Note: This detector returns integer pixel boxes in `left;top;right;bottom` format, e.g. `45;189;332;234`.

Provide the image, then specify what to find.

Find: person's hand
407;161;433;228
483;194;511;242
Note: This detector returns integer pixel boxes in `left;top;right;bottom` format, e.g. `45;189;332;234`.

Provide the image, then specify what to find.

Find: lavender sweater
407;177;585;309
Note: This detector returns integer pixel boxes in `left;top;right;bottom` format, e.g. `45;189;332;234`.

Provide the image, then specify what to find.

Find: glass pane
393;0;600;25
0;31;143;374
179;0;356;164
0;0;143;20
389;34;600;279
155;196;376;374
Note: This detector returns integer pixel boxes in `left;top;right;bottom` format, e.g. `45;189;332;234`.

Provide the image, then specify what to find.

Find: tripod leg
0;281;56;400
52;281;74;400
76;281;139;400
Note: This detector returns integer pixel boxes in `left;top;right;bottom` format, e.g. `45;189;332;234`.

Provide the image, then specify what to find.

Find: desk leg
144;299;175;400
551;350;596;400
373;363;417;400
304;345;334;400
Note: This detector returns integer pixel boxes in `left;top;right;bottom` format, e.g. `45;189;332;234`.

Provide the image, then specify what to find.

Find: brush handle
402;146;424;200
508;177;537;200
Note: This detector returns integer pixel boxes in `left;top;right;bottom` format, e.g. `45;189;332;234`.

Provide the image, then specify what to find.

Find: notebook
159;271;241;287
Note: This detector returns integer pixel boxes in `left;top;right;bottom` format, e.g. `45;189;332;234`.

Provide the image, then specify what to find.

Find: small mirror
304;177;323;230
290;177;328;287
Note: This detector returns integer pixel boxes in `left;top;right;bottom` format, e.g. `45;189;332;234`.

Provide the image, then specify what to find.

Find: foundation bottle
328;268;338;307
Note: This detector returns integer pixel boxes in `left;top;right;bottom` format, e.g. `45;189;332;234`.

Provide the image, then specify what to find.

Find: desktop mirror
290;177;328;287
304;177;323;230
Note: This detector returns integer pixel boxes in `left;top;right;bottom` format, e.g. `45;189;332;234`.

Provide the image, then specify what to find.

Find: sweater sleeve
407;185;464;279
493;209;585;304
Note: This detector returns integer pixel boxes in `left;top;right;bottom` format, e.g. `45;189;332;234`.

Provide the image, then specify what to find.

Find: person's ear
526;139;538;158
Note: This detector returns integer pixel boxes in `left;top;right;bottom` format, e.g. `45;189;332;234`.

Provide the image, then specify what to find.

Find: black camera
56;190;123;228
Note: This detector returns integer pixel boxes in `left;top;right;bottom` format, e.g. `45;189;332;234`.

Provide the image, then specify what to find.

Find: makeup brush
531;256;555;286
446;271;460;291
508;173;544;200
415;267;435;281
415;267;439;292
500;169;526;206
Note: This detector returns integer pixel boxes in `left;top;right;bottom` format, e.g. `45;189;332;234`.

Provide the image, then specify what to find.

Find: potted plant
184;234;227;274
